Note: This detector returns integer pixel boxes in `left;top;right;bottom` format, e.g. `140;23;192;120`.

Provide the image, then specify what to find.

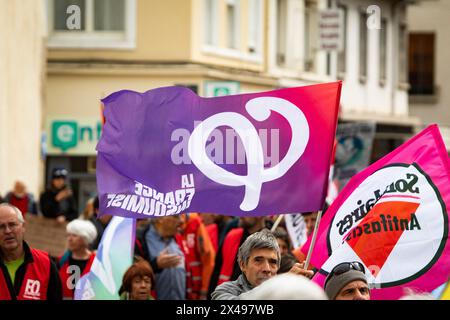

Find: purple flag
97;83;341;218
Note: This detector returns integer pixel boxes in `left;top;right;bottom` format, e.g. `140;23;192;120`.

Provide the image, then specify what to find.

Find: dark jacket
39;187;78;221
88;215;106;250
211;274;253;300
207;219;273;299
0;241;63;300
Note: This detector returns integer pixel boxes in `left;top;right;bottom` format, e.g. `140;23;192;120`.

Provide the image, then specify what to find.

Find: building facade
407;0;450;150
0;0;46;197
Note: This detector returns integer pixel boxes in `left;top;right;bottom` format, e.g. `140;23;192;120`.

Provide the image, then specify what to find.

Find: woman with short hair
119;258;155;300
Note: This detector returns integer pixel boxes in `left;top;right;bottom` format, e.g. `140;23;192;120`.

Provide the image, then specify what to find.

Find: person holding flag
211;229;281;300
207;216;269;298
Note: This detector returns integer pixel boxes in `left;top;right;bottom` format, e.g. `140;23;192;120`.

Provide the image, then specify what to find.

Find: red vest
178;216;203;300
217;228;244;286
58;252;96;299
0;249;50;300
206;223;219;253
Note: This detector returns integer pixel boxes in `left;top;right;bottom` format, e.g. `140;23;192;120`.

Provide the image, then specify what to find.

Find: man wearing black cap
324;261;371;300
39;168;78;222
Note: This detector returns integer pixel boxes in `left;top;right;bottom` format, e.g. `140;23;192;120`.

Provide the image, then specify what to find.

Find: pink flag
302;125;450;299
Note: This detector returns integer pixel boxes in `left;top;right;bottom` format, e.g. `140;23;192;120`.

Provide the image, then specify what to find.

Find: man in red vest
0;203;62;300
178;213;215;300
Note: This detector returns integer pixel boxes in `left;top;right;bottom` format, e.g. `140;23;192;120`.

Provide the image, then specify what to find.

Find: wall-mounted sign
318;9;344;52
46;117;102;155
204;81;240;97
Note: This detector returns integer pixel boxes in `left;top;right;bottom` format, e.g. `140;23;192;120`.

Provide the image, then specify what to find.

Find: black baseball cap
52;168;68;179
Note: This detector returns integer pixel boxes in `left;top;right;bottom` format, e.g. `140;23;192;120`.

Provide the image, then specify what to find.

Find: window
94;0;125;31
276;0;287;66
47;0;136;49
248;0;263;54
202;0;261;63
337;5;347;78
408;33;435;95
204;0;219;46
379;19;387;85
359;11;368;81
398;24;408;84
226;0;240;49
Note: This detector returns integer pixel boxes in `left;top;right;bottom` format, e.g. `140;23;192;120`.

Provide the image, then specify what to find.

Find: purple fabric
96;83;341;218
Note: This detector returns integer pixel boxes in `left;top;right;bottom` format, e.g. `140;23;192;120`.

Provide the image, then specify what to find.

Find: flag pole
304;209;323;270
270;215;284;232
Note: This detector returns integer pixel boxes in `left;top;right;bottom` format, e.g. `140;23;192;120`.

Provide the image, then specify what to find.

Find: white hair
241;273;328;300
0;203;24;223
67;219;98;245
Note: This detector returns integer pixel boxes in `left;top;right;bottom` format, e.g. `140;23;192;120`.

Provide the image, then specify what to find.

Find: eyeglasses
325;261;366;286
0;222;21;234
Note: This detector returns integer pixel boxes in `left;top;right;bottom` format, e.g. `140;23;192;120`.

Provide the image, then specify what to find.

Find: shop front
44;117;101;212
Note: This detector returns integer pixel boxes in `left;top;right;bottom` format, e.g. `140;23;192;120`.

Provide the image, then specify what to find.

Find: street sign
46;117;102;155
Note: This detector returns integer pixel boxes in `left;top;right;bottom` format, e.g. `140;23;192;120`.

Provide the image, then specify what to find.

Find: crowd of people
0;168;434;300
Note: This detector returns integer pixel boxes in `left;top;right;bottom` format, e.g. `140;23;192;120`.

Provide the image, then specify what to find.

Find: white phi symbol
188;97;309;211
